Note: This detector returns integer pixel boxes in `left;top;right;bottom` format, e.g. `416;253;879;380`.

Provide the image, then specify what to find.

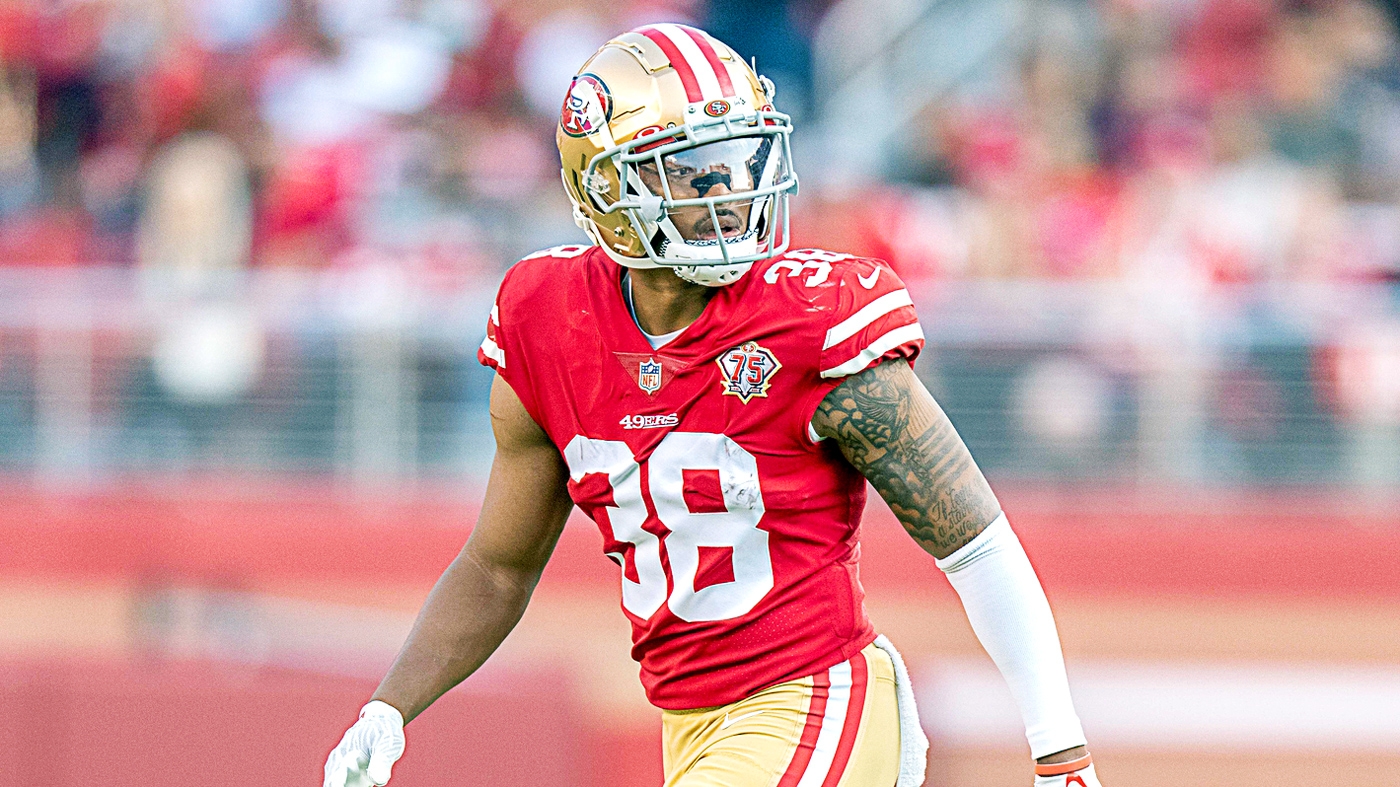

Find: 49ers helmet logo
717;342;781;403
703;99;731;117
561;73;612;137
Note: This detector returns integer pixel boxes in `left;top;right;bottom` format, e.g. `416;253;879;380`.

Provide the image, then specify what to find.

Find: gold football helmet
557;24;798;286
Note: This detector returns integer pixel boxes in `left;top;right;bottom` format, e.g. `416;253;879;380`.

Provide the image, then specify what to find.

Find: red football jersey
477;244;924;709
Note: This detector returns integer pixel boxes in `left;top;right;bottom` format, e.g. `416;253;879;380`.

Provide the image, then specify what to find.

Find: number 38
563;432;773;623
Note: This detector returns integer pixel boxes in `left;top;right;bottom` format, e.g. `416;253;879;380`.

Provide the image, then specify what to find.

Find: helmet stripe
657;24;725;100
638;26;703;103
679;26;736;97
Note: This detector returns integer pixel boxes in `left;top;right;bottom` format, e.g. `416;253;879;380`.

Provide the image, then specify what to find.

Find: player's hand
324;701;406;787
1034;753;1100;787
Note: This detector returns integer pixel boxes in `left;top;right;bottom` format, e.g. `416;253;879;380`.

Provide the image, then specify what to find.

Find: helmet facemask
582;110;798;286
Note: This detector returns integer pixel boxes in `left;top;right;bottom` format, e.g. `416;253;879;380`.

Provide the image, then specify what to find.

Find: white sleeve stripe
822;289;914;350
490;305;499;326
480;335;505;368
820;323;924;379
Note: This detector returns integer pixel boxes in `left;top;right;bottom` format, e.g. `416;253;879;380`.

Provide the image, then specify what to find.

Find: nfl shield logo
716;342;782;403
638;358;662;395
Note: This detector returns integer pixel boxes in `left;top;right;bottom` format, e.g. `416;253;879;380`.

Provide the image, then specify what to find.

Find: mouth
693;211;744;241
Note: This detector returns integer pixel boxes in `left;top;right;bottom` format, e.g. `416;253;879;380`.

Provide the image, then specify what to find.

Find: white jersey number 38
563;432;773;623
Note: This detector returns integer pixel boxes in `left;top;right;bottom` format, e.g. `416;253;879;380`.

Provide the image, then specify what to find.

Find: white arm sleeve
936;513;1086;759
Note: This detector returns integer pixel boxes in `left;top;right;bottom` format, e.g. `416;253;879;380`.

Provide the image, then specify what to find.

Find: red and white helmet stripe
637;23;739;103
677;25;735;97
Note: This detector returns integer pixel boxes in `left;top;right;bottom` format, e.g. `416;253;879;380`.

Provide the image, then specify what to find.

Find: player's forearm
371;547;541;723
370;378;572;723
937;515;1088;760
815;361;1089;762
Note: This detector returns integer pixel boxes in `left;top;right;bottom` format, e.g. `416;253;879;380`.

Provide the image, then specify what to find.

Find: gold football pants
661;642;900;787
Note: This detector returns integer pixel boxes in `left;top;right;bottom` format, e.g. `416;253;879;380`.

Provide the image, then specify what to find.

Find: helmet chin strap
589;215;758;283
593;238;665;269
590;234;748;284
671;261;752;287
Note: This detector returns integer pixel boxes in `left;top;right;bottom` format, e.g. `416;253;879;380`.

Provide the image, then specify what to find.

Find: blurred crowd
3;0;1400;284
0;0;748;278
3;0;1400;482
800;0;1400;283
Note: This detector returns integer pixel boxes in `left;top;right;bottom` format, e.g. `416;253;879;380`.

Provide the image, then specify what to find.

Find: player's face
637;137;774;242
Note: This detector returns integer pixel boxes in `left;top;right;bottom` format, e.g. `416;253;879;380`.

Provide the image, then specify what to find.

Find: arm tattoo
813;360;1001;559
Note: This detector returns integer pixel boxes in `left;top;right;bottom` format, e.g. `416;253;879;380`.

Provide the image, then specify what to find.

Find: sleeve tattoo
812;359;1002;559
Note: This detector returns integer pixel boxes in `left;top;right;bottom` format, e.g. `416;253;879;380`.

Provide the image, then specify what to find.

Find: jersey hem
645;628;880;711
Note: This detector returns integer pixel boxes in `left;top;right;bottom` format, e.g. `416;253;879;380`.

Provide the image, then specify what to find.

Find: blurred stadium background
4;0;1400;784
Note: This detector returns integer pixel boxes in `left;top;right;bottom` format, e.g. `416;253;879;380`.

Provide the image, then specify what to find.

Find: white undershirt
642;325;684;350
624;272;686;350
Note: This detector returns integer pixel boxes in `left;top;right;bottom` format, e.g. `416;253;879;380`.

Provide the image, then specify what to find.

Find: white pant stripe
795;658;854;787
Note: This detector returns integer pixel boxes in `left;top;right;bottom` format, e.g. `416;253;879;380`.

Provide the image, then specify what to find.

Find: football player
325;23;1101;787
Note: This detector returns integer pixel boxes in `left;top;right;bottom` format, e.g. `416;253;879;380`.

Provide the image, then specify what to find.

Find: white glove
1034;754;1100;787
324;701;406;787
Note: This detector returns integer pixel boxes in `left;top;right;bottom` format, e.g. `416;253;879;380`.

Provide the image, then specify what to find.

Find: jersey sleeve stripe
821;289;914;350
480;335;505;368
819;323;925;379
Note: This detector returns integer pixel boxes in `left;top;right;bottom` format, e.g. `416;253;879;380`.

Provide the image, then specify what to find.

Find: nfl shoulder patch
716;341;781;403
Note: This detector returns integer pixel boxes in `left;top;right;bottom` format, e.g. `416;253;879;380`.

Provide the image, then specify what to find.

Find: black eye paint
689;171;731;197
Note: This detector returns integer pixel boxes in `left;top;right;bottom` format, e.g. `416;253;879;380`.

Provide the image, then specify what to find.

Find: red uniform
478;245;923;709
